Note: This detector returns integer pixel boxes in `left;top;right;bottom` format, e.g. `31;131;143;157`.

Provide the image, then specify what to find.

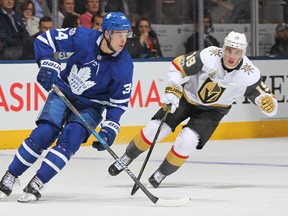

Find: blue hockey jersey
34;27;134;124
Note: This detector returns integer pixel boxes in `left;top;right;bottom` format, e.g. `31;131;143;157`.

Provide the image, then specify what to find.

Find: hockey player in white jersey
0;12;133;202
108;31;278;188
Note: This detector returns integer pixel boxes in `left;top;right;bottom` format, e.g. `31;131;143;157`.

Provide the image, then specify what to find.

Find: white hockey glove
160;86;182;113
255;93;278;117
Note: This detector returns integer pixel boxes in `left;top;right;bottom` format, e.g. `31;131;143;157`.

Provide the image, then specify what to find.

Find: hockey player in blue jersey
0;12;133;202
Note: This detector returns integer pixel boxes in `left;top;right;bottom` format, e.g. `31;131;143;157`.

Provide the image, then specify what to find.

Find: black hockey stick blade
52;85;190;207
131;105;171;196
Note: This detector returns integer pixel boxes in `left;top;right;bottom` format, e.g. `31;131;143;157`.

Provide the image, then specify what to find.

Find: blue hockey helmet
102;12;132;38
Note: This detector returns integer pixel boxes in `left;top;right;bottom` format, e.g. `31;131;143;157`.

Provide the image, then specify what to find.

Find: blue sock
36;145;71;183
8;138;43;177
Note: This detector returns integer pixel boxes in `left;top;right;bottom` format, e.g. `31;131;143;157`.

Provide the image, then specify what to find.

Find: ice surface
1;137;288;216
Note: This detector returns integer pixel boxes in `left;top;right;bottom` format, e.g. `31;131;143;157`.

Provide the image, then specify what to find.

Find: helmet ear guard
223;31;248;57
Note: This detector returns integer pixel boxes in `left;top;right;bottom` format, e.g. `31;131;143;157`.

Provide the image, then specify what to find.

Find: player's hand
92;121;120;151
255;93;278;117
161;86;182;113
37;59;61;91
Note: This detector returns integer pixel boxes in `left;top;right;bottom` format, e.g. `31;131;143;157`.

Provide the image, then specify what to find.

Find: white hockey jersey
169;46;269;108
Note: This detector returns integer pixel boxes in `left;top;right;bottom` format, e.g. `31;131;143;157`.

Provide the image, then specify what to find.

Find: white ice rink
1;137;288;216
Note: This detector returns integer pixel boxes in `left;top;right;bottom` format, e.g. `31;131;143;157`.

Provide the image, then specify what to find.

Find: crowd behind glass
1;0;288;60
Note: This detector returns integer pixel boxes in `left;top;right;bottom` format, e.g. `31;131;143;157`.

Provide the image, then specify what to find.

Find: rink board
0;60;287;149
0;120;288;149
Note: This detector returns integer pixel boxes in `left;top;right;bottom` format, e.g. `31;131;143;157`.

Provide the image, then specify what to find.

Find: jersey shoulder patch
200;46;223;69
237;57;261;86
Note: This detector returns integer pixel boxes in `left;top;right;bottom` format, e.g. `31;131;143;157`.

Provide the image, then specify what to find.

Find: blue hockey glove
37;59;61;91
92;121;120;151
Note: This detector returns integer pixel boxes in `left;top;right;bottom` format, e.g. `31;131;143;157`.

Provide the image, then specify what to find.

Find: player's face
109;30;129;52
223;46;243;68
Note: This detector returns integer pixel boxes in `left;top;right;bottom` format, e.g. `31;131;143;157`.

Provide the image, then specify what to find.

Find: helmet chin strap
105;35;116;53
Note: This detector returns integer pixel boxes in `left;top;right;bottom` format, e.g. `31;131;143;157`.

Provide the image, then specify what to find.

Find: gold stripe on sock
133;130;152;152
165;147;189;167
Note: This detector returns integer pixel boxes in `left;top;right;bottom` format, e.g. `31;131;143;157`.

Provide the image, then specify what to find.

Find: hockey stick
51;84;190;207
130;105;171;196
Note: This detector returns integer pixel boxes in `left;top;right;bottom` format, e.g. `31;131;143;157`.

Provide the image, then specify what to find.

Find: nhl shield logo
198;78;226;104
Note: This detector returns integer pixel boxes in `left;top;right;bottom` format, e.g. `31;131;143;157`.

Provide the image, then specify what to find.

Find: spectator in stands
0;0;34;60
55;0;79;28
20;0;40;36
80;0;101;28
136;0;156;23
74;0;86;15
229;0;251;23
126;17;162;58
37;0;53;17
266;23;288;57
102;0;139;21
90;14;103;31
161;0;178;24
29;16;53;59
62;13;81;28
185;14;220;53
0;38;4;56
31;16;53;40
31;0;43;18
17;0;45;18
208;0;234;23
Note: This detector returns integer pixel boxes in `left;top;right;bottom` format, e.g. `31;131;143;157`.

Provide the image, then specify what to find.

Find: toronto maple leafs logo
68;65;96;95
106;13;112;19
209;48;222;57
241;63;254;75
106;12;127;20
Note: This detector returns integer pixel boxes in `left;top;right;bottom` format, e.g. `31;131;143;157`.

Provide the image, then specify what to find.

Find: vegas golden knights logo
198;78;226;104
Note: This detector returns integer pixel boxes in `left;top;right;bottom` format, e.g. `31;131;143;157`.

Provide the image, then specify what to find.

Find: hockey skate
108;153;133;176
0;171;19;200
148;169;166;188
18;175;45;203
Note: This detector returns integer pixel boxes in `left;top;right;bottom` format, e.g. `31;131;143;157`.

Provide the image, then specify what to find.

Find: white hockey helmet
223;31;248;57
